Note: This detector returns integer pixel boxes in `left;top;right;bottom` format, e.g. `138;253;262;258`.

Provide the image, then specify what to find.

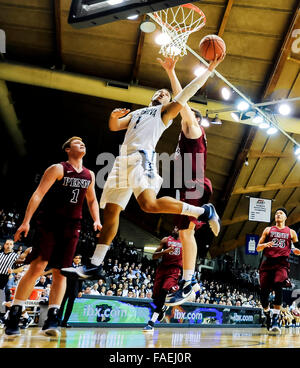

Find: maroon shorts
259;257;289;290
26;217;81;269
175;177;213;230
152;265;181;299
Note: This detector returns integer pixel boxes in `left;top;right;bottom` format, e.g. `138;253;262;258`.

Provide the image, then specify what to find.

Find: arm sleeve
173;69;212;106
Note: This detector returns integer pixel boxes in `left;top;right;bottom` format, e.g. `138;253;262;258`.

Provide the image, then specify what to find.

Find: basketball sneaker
157;305;169;322
165;280;193;307
143;320;154;332
203;204;221;237
191;204;221;237
41;307;61;337
270;313;281;334
61;263;102;280
4;305;22;337
20;316;34;329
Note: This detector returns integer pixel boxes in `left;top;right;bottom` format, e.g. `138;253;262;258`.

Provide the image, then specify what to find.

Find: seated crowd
0;208;295;313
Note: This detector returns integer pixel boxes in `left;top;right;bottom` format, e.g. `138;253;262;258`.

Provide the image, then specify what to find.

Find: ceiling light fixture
127;14;139;20
278;103;291;116
201;111;210;127
221;87;231;100
107;0;124;5
140;17;156;33
267;126;278;135
259;121;270;129
237;101;250;111
252;114;263;124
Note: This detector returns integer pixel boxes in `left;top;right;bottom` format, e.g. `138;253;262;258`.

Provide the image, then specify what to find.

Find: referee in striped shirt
0;239;31;314
0;239;18;315
0;239;19;288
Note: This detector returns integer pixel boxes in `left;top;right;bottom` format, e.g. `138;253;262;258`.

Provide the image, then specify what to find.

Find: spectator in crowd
84;287;92;295
90;283;100;295
36;276;49;288
99;286;106;296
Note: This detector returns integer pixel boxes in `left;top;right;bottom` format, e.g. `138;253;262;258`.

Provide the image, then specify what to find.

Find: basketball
199;35;226;61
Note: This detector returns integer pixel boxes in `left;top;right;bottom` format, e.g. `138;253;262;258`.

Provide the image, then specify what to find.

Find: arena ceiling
0;0;299;258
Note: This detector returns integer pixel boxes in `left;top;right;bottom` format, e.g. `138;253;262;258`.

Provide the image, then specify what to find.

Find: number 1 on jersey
70;189;79;203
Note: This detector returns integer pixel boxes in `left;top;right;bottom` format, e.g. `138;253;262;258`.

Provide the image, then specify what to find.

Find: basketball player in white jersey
61;55;224;280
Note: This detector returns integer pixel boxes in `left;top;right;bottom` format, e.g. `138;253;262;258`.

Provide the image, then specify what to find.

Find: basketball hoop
152;4;206;57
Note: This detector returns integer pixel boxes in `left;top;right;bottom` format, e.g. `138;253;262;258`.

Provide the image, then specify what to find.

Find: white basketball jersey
120;105;172;156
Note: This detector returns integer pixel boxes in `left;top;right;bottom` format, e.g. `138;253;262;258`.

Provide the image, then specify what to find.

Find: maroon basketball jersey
263;226;292;258
160;236;183;268
175;126;207;174
38;161;92;220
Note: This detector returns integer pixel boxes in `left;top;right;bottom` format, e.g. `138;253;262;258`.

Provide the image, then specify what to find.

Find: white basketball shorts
100;150;163;210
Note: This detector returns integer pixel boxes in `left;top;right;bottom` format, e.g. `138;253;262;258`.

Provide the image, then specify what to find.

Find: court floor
1;326;300;348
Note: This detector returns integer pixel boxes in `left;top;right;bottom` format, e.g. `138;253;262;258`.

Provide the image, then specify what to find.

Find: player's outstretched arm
14;164;63;242
158;57;202;138
160;54;225;125
109;108;132;131
86;171;102;232
256;227;273;252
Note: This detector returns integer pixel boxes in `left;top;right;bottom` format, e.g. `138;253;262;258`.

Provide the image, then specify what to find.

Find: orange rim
153;3;206;33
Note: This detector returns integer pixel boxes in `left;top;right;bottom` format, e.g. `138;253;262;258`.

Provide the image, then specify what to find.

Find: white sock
12;299;26;307
151;312;160;323
182;270;194;283
91;244;110;266
181;203;204;218
48;304;60;310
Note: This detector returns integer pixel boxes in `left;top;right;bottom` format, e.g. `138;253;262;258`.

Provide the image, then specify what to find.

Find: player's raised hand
208;52;226;71
111;108;130;119
157;56;179;73
14;222;30;242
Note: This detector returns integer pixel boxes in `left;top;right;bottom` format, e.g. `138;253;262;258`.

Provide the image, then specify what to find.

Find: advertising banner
68;296;262;327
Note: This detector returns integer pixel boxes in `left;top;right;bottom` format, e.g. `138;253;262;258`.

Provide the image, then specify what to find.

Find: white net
152;4;206;57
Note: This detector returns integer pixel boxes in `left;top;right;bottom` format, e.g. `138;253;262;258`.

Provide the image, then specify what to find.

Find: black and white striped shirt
0;251;18;275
